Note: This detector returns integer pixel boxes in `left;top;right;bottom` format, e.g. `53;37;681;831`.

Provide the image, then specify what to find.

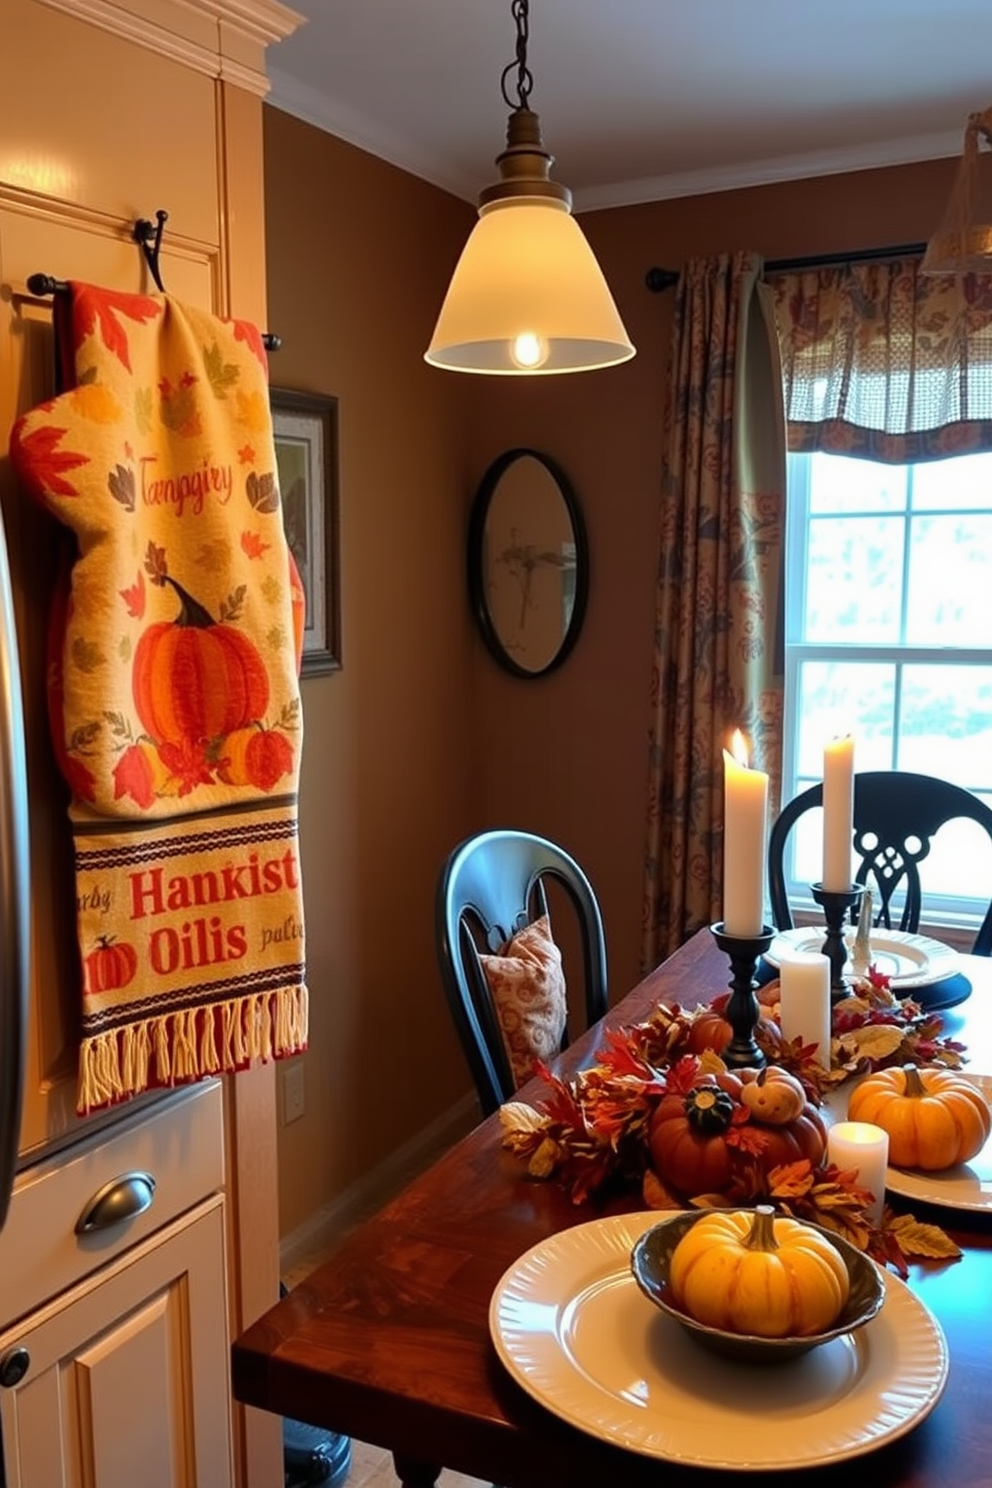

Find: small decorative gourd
669;1205;850;1337
739;1066;806;1126
847;1063;991;1170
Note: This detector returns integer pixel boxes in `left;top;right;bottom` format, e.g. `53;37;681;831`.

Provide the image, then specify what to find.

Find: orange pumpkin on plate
847;1063;991;1170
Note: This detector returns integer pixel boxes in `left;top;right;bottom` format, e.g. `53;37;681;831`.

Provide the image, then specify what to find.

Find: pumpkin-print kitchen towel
9;282;308;1111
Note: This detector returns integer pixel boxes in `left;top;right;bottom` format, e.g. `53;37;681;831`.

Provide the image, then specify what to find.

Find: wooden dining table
231;928;992;1488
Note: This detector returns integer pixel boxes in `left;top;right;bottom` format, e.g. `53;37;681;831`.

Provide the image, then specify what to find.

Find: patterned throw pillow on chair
480;914;567;1089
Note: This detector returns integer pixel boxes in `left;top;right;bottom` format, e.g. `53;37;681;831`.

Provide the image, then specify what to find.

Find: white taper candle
722;730;768;937
822;734;855;891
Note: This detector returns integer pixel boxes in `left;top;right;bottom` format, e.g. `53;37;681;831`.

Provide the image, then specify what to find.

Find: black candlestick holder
709;923;775;1069
810;882;864;999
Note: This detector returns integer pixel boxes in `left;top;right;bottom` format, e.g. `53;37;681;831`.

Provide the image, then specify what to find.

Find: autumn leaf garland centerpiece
10;282;308;1111
500;972;967;1273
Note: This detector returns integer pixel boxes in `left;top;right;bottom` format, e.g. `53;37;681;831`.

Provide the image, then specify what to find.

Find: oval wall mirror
468;448;588;679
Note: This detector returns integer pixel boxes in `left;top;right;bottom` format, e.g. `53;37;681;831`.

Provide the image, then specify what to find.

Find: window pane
899;665;992;783
794;661;894;777
906;514;992;646
809;454;907;514
791;805;824;888
785;445;992;925
805;517;903;643
912;452;992;511
915;814;992;905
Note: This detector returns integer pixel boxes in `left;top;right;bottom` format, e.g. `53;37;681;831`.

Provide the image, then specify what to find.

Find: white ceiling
266;1;992;212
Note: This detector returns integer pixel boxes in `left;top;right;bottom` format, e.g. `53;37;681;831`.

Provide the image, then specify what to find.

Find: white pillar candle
822;734;855;891
778;950;832;1069
722;730;768;937
827;1120;889;1227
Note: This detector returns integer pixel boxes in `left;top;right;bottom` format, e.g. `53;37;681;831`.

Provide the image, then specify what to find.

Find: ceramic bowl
630;1207;886;1364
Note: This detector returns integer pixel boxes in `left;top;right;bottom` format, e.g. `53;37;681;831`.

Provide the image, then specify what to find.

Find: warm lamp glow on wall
424;0;635;376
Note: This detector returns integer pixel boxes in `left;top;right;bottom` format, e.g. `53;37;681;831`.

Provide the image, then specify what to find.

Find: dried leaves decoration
499;965;967;1274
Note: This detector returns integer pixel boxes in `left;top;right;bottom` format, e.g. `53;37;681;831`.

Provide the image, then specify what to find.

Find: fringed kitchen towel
10;282;308;1111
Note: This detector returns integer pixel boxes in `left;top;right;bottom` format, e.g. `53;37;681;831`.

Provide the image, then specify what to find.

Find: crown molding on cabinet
35;0;304;97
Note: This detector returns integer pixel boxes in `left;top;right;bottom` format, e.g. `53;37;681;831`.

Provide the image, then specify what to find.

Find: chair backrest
435;829;608;1116
768;771;992;955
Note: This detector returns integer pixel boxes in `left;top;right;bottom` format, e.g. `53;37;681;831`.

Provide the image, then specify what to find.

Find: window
781;448;992;928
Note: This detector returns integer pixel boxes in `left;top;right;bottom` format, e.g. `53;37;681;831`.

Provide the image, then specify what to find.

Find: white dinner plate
765;927;959;990
824;1073;992;1213
489;1212;947;1471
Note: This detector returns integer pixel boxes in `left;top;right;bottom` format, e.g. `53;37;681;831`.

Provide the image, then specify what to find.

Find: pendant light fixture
424;0;635;375
922;105;992;274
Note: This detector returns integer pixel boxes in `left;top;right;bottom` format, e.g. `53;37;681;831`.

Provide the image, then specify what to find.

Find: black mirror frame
467;447;589;680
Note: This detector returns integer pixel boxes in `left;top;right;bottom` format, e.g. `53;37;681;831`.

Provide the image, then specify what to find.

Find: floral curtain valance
768;256;992;463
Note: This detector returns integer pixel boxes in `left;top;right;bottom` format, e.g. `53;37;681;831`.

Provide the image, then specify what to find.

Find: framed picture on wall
270;387;341;676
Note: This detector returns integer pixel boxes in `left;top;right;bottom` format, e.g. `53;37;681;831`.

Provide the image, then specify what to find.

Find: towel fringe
77;982;309;1113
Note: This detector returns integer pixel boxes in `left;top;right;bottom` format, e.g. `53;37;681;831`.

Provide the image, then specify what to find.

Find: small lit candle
778;950;832;1069
827;1120;889;1227
822;734;855;891
722;730;768;937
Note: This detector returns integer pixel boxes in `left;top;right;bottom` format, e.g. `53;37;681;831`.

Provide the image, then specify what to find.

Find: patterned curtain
769;256;992;462
641;252;786;971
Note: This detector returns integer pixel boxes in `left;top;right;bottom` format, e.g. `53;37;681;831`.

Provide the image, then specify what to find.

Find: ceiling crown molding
574;129;966;213
36;0;304;97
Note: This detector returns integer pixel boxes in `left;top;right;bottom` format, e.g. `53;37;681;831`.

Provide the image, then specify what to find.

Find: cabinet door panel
0;1196;232;1488
0;0;219;240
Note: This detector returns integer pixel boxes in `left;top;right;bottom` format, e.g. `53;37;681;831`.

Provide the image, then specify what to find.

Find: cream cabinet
0;1194;232;1488
1;3;302;1484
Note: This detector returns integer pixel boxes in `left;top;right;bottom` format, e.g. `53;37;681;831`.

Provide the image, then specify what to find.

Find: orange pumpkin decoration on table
648;1077;740;1195
685;992;783;1060
647;1066;827;1200
847;1063;991;1170
133;576;269;745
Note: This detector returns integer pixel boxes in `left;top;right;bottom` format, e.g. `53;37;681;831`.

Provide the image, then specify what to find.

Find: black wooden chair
768;770;992;955
435;829;608;1116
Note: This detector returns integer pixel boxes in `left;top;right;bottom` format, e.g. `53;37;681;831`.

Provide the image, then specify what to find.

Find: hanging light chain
500;0;534;112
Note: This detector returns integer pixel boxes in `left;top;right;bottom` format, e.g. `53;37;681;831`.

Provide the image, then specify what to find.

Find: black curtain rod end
645;266;679;293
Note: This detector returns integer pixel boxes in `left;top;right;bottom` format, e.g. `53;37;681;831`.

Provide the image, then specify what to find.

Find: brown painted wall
263;104;957;1236
263;109;480;1234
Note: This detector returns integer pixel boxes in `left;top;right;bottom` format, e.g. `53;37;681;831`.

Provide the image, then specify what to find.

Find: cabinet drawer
0;1083;224;1327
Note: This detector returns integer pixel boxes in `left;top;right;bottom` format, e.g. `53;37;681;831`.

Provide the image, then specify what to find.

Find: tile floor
346;1437;487;1488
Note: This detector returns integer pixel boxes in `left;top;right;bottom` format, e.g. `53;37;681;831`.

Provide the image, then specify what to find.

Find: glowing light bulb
510;332;549;370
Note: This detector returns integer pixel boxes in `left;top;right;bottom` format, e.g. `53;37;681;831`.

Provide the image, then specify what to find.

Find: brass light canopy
424;0;635;376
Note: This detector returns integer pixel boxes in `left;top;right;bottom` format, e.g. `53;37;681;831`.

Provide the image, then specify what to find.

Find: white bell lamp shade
425;195;635;375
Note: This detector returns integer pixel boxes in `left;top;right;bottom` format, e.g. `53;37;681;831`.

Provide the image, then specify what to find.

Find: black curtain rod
645;241;928;293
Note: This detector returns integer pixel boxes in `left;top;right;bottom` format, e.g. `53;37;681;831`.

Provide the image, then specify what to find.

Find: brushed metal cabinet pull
0;1347;30;1388
75;1171;156;1234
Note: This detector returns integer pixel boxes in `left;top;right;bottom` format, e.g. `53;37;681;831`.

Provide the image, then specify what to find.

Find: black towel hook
26;207;282;352
133;210;168;293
